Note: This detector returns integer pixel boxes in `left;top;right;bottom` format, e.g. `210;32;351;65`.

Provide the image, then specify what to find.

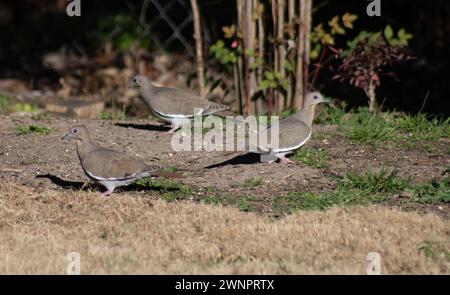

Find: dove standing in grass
256;92;328;164
129;75;230;134
62;125;164;196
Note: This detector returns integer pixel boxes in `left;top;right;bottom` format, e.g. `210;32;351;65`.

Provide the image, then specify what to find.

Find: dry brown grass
0;182;448;274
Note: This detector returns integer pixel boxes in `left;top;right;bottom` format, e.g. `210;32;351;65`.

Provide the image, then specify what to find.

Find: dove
129;75;230;134
256;92;327;164
62;125;163;196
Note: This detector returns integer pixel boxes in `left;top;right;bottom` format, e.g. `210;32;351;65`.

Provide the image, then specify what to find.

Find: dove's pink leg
164;124;181;135
101;189;114;196
279;156;295;164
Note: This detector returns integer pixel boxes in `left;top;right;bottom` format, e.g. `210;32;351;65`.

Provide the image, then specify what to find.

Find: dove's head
303;92;328;107
61;125;90;142
129;75;152;89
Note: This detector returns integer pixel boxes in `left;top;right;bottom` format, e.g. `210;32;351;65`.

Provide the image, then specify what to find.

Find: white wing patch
85;170;138;181
257;130;312;154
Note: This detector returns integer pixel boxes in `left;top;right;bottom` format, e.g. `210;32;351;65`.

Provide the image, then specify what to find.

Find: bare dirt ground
0;114;449;274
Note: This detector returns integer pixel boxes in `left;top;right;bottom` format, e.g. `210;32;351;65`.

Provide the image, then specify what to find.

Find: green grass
16;124;52;135
273;166;450;214
0;95;12;112
274;167;410;213
236;195;257;212
339;168;411;194
202;193;234;206
292;147;331;168
100;111;127;120
202;193;257;212
161;166;179;174
341;108;397;144
315;101;347;125
134;178;193;202
241;178;263;188
274;190;367;212
0;95;40;114
320;106;449;148
394;113;450;141
417;241;450;261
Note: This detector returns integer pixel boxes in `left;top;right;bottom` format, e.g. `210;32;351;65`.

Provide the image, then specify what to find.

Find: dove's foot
279;157;295;164
101;190;114;196
164;126;181;135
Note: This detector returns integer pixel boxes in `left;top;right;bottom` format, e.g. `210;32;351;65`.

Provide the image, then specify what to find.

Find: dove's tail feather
203;102;230;115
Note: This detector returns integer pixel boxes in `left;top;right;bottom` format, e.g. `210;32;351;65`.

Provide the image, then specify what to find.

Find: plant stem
190;0;206;97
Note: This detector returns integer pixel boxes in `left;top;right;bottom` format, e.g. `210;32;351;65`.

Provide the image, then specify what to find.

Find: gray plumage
62;125;161;195
129;75;229;133
256;92;327;164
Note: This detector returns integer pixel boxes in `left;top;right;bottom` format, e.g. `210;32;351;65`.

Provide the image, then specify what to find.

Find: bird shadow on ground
36;174;181;195
36;174;87;190
115;123;171;132
205;153;261;169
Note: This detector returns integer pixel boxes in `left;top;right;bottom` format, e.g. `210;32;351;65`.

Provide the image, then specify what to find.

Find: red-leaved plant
333;36;409;112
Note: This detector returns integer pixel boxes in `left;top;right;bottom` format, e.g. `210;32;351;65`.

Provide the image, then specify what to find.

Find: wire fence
140;0;195;56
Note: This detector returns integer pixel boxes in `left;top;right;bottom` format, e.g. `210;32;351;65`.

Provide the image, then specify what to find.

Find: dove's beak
61;132;74;141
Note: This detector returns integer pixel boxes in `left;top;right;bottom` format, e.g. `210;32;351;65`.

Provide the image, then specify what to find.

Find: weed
412;176;450;204
292;147;331;168
274;190;368;213
241;178;263;188
342;108;397;144
236;195;257;212
134;178;193;202
394;113;450;141
161;166;179;174
274;167;410;213
16;124;52;135
0;96;40;114
315;101;347;125
0;95;12;112
100;110;127;121
339;168;410;194
417;241;450;261
202;193;233;206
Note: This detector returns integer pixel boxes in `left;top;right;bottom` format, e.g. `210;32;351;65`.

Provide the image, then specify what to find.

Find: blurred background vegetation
0;0;449;117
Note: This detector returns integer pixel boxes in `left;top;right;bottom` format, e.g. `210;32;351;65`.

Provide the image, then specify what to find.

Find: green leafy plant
99;13;150;52
259;71;290;92
412;175;450;204
209;40;237;68
310;13;358;60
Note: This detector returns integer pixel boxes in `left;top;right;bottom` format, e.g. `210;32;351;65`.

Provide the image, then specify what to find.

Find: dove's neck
294;104;316;128
139;83;157;108
76;138;97;163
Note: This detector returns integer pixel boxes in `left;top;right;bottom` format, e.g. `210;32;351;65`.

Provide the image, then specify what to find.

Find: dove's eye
313;95;318;99
133;78;138;83
72;128;78;134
